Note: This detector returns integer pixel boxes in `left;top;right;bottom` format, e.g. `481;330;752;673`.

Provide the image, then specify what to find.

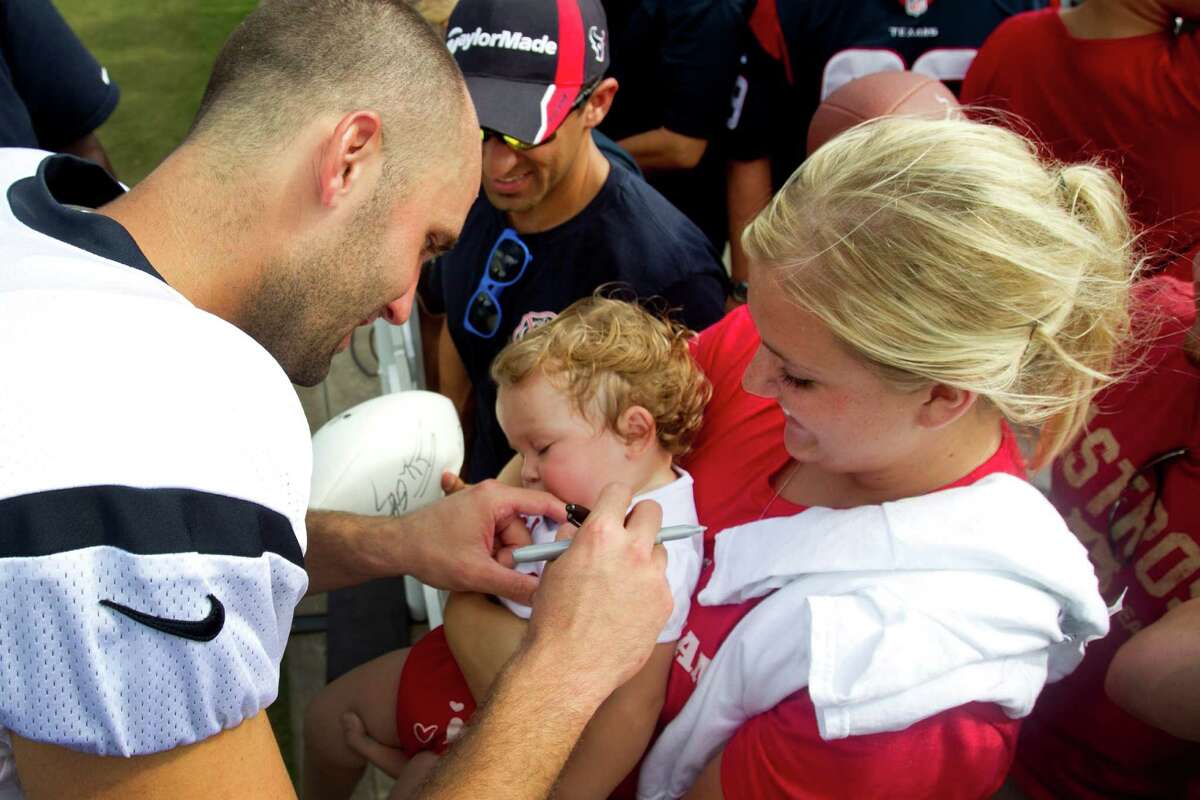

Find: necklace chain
759;460;801;521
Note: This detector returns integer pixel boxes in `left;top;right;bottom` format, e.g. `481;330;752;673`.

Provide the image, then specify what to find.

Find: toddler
303;296;712;799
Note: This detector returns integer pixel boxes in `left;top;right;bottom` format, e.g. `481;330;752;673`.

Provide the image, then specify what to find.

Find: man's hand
401;478;560;603
304;480;565;601
526;482;673;705
414;483;674;800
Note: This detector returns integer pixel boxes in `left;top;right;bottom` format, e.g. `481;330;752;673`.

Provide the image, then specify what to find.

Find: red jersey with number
663;306;1026;798
962;9;1200;273
1011;271;1200;799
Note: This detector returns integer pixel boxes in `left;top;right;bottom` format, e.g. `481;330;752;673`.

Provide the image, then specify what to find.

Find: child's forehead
498;372;605;431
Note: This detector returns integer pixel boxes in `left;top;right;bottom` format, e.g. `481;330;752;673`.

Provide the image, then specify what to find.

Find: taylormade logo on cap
447;26;558;56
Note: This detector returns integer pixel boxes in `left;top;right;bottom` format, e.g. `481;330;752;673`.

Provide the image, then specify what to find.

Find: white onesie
501;468;702;643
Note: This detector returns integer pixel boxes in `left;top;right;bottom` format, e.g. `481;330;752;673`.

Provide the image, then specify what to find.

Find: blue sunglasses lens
489;240;526;282
468;291;501;336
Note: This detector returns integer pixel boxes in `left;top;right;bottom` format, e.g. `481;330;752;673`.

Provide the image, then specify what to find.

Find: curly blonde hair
490;297;712;456
744;115;1141;469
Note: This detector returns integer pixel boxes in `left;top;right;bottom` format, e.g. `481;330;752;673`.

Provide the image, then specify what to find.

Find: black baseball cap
446;0;610;146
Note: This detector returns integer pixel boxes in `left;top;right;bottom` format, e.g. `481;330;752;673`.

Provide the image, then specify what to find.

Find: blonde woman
638;113;1132;800
435;114;1136;799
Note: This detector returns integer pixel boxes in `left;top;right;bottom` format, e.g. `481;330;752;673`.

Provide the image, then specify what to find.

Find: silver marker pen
512;524;707;564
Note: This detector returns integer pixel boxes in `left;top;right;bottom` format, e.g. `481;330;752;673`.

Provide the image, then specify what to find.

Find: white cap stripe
535;84;557;144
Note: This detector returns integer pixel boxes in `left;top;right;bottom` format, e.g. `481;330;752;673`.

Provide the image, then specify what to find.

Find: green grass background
56;1;256;184
54;0;300;782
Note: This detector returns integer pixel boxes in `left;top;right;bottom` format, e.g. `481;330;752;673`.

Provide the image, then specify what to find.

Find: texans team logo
902;0;931;17
589;26;606;62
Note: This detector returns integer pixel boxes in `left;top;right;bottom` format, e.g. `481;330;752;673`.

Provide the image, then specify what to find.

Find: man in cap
424;0;728;485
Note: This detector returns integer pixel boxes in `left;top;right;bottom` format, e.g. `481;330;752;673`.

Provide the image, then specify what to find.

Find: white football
310;391;464;517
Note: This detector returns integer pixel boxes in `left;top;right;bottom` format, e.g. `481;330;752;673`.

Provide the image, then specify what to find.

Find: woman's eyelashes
781;371;815;389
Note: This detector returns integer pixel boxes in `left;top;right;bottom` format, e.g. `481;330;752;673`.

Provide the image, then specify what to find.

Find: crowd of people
1;0;1197;798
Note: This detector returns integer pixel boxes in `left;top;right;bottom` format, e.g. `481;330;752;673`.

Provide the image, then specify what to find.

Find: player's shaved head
188;0;467;195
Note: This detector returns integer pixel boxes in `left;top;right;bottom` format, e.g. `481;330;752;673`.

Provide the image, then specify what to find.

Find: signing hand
527;483;673;703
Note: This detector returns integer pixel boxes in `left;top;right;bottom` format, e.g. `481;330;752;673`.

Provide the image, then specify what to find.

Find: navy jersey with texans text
730;0;1044;187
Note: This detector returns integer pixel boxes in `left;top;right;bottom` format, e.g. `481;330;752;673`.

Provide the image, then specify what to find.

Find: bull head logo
589;26;606;62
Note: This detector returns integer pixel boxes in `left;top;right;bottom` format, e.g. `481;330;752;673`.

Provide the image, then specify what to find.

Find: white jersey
0;149;311;797
501;468;702;643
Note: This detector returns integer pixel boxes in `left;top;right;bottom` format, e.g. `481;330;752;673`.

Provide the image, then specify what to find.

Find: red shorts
395;625;478;758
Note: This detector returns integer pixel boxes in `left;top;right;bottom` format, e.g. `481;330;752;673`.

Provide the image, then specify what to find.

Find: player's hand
440;471;534;566
526;483;672;705
400;479;565;605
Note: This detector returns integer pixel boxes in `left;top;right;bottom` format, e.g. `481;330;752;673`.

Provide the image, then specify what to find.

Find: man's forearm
550;644;674;798
304;509;402;595
617;127;708;172
13;712;294;800
1106;597;1200;741
726;157;774;284
415;641;605;800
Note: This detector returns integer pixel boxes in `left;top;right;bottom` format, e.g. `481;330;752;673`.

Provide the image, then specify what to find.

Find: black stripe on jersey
0;485;302;567
7;154;163;281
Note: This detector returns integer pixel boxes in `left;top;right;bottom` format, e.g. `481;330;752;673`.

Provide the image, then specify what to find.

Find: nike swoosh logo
100;594;225;642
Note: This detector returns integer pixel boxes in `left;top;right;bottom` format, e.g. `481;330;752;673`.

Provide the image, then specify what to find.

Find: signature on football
371;432;437;516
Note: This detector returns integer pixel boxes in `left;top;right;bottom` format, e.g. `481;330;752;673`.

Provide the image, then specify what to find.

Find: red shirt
1011;273;1200;799
665;306;1025;799
961;9;1200;275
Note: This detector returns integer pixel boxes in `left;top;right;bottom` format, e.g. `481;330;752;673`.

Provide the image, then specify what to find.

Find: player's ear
618;405;657;456
316;110;383;208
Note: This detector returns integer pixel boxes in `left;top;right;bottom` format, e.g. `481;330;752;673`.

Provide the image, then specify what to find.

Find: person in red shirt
1002;248;1200;799
961;0;1200;276
421;114;1138;798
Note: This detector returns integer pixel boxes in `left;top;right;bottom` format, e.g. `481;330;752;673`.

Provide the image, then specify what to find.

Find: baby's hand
442;471;469;495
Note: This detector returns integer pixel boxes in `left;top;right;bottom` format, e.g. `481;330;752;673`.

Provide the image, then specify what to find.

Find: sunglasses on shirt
463;228;532;339
479;81;600;151
1105;446;1190;566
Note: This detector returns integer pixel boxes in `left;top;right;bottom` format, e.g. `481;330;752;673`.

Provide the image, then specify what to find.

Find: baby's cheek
550;466;602;508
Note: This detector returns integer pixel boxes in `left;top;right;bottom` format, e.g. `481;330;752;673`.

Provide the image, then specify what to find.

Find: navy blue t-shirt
600;0;751;249
0;0;119;150
730;0;1041;188
425;163;728;482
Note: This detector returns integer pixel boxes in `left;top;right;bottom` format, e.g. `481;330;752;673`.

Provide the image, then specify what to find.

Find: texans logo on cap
447;0;610;146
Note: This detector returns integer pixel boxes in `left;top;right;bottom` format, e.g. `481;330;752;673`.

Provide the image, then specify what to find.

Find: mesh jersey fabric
0;149;310;795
